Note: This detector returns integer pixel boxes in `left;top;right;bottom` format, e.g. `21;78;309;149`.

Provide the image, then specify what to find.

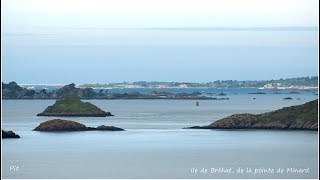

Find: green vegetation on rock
189;99;318;130
37;94;112;117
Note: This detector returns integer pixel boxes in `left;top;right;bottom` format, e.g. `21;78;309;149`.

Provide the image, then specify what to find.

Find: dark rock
2;130;20;138
52;83;97;98
34;119;88;131
249;91;266;94
284;97;293;100
2;82;36;99
34;119;125;132
186;126;211;129
187;100;318;131
2;82;23;91
191;91;202;96
96;125;125;131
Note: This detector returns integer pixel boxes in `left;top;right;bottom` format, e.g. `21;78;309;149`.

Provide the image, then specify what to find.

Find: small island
188;99;318;130
37;94;113;117
34;119;124;131
248;91;266;94
2;130;20;138
283;97;293;100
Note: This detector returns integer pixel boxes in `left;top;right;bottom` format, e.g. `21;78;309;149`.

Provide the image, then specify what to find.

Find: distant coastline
2;82;228;100
14;76;318;90
2;76;318;99
77;76;318;89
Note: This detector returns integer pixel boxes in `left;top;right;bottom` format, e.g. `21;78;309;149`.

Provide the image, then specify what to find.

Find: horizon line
3;26;318;36
3;76;318;86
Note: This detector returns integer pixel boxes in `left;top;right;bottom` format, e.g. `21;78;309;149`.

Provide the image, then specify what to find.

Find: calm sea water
2;89;318;179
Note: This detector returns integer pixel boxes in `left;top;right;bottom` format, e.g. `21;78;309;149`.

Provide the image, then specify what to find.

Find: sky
1;0;319;84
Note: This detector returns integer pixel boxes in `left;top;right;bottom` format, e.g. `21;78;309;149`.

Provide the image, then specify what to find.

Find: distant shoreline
3;81;318;100
18;85;319;90
79;86;319;90
11;76;318;90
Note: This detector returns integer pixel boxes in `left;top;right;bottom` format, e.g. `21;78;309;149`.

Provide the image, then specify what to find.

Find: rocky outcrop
2;83;97;99
218;92;227;96
2;82;36;99
2;130;20;138
96;125;125;131
51;83;97;98
283;97;293;100
37;94;113;117
188;100;318;130
34;119;125;131
34;119;88;131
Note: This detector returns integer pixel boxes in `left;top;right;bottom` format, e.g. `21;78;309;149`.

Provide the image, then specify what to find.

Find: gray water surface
2;93;318;179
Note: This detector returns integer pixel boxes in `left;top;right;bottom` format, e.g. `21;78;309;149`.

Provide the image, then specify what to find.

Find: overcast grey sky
1;0;318;83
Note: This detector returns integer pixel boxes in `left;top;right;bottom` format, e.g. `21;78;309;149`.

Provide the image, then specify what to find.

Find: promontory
37;94;113;117
188;99;318;130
